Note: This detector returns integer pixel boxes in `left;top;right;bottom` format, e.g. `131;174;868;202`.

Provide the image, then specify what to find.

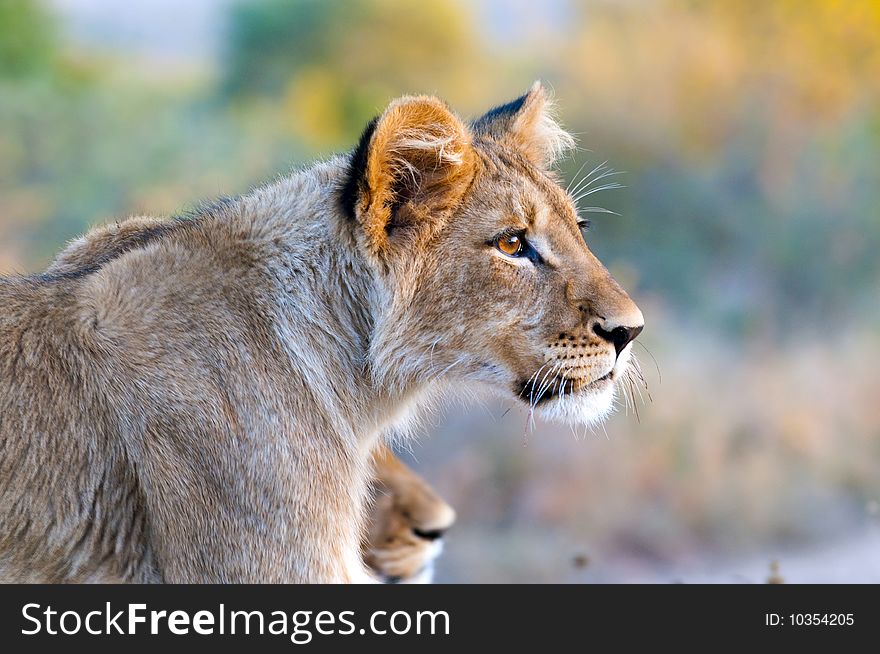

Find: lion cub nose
593;323;644;357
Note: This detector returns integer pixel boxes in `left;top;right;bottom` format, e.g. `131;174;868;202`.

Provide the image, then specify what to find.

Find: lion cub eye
577;218;591;243
494;234;524;257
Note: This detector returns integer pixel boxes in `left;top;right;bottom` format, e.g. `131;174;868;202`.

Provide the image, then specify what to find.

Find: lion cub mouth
519;368;615;406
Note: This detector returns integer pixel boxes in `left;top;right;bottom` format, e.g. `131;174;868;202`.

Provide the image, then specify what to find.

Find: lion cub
0;83;642;582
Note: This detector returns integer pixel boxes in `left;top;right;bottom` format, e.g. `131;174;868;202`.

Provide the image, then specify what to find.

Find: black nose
593;323;643;356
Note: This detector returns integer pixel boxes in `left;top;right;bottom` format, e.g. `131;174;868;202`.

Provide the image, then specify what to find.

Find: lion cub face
346;82;644;427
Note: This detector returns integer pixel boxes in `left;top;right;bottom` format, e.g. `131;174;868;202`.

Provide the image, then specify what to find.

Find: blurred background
2;0;879;582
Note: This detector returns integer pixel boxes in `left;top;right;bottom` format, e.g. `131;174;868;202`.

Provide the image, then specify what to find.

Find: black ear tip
472;81;549;136
340;116;379;220
472;93;528;135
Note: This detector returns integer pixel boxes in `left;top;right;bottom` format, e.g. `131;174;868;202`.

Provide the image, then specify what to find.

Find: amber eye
495;234;524;257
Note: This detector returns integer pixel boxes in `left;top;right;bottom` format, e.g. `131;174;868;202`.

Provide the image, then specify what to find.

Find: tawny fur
0;83;643;583
44;215;456;583
15;194;453;584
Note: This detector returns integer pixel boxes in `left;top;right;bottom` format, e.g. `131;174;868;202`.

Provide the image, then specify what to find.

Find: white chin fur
399;541;442;584
400;562;435;584
535;382;615;427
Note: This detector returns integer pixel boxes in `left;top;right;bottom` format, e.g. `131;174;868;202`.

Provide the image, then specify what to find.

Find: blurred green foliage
222;0;490;147
0;0;56;77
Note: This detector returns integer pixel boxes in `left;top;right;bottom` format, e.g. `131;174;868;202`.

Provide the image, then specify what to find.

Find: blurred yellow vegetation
283;67;348;146
563;0;880;156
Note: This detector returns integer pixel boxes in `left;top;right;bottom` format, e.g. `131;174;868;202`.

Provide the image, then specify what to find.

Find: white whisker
565;159;593;193
568;160;608;197
533;362;562;406
578;206;620;216
573;181;626;202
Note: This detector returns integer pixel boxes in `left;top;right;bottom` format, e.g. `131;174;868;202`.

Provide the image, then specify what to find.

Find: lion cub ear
342;95;475;255
472;81;575;169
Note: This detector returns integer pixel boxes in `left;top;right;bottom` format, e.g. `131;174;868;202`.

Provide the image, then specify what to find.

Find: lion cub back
46;216;172;276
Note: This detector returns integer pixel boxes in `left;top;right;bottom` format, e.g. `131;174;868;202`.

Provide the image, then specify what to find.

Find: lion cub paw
363;451;455;584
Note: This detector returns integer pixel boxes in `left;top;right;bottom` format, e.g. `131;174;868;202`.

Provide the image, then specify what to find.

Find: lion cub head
344;82;644;426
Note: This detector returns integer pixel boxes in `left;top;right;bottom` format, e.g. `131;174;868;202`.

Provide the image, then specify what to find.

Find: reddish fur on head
358;96;476;254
